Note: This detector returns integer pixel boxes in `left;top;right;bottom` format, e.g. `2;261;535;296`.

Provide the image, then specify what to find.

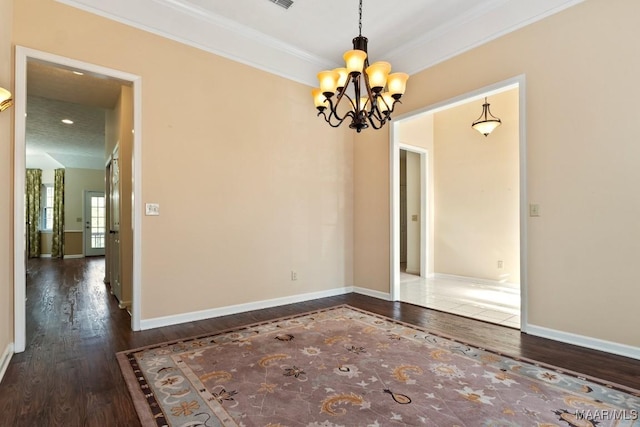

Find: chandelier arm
369;97;399;122
367;105;385;124
331;87;352;120
319;97;357;128
326;92;356;124
318;110;345;128
319;112;350;128
367;103;380;121
329;111;357;128
366;116;386;130
367;103;391;129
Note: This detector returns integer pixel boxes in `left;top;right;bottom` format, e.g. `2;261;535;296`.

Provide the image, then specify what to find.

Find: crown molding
56;0;335;86
56;0;584;87
387;0;586;75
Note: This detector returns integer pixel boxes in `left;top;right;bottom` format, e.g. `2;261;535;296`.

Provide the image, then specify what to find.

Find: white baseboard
140;286;354;330
527;324;640;361
0;342;14;383
39;254;52;258
352;286;392;301
63;254;85;259
434;273;520;290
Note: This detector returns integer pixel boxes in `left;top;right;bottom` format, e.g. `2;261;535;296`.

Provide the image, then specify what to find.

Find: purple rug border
117;304;640;426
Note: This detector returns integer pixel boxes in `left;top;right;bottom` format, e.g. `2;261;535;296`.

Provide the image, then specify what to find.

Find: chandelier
471;97;501;137
0;87;13;112
312;0;409;133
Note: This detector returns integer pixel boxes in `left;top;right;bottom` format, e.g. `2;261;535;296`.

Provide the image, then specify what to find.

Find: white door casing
13;46;143;352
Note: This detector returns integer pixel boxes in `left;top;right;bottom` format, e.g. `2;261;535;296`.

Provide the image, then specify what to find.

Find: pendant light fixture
471;97;501;137
0;87;13;112
311;0;409;133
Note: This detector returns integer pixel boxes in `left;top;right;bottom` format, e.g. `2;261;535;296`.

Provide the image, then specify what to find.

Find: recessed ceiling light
62;119;74;124
72;71;84;75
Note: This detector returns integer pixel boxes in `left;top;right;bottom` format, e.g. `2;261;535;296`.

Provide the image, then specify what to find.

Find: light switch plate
529;203;540;217
145;203;160;216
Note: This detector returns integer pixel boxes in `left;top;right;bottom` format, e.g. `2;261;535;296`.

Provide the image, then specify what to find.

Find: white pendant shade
472;120;501;137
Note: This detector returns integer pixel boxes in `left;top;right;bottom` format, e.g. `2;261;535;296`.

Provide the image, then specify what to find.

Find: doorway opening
390;76;527;331
84;191;106;257
14;47;143;352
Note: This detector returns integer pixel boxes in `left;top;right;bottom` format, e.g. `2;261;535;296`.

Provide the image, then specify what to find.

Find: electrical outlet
497;260;503;269
291;271;297;281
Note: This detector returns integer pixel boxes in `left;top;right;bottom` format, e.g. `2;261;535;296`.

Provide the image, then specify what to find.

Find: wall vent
268;0;294;10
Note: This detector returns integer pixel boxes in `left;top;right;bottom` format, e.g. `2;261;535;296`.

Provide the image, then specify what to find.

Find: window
41;184;54;230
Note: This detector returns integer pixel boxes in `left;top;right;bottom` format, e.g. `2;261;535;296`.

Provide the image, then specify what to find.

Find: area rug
117;305;640;426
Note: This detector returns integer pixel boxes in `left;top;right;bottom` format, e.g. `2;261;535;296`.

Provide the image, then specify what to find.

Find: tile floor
399;271;521;329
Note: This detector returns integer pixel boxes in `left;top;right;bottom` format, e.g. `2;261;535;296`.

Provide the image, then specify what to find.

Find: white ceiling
27;0;584;171
25;60;127;171
56;0;584;85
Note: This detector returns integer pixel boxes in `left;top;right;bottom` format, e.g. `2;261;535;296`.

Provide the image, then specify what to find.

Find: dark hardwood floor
1;258;639;426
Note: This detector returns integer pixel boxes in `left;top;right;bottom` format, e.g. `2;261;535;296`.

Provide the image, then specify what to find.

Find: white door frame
14;46;143;352
398;145;429;279
389;75;529;331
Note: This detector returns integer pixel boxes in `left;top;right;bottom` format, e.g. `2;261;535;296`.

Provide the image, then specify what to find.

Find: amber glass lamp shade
344;50;367;75
0;87;13;112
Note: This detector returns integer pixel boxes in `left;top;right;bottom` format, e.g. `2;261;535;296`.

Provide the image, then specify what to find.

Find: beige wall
63;168;105;256
12;0;354;320
355;0;640;347
63;231;83;256
434;89;519;283
354;129;388;292
1;0;14;361
64;168;105;230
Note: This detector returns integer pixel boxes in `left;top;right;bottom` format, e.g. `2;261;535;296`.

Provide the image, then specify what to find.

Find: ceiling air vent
268;0;294;10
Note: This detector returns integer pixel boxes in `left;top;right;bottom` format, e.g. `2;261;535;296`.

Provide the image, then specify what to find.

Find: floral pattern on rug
117;305;640;426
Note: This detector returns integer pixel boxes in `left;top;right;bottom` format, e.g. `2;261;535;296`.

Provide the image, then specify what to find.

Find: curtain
26;169;42;258
51;168;65;258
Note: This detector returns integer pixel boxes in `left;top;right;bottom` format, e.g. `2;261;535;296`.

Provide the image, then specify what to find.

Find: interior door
84;190;106;256
108;147;122;304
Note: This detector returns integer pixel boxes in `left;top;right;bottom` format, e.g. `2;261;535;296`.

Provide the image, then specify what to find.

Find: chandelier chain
358;0;363;37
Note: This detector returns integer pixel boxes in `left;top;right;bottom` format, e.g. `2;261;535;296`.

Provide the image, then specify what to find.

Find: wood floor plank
0;257;638;426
